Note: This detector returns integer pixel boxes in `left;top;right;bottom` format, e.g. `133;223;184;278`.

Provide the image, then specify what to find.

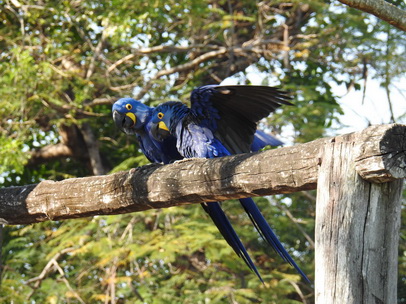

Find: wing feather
190;85;292;154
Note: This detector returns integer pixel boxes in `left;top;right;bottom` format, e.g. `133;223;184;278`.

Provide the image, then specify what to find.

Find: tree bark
338;0;406;32
0;124;404;226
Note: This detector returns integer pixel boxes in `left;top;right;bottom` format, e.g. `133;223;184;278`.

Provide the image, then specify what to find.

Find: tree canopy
0;0;405;303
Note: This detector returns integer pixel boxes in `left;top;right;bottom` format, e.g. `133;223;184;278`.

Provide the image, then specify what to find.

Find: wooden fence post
315;128;403;303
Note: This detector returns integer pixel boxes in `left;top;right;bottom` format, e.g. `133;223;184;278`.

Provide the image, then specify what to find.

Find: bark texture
315;130;402;304
0;124;404;226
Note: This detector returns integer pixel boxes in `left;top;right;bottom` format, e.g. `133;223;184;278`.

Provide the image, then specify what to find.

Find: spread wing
190;85;292;154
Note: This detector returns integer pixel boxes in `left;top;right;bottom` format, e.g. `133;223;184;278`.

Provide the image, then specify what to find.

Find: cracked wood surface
0;124;405;225
315;127;403;304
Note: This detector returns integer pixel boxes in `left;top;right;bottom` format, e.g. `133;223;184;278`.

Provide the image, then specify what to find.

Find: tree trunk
79;123;108;175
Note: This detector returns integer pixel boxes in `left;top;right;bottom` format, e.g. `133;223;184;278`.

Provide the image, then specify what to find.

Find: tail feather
201;202;263;283
239;198;311;283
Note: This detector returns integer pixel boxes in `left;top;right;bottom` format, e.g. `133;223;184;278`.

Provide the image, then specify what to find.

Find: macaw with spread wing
112;95;283;282
149;85;310;283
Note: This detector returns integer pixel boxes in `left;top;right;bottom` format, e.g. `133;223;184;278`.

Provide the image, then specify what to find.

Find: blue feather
251;130;284;151
112;97;263;281
202;202;263;282
239;198;310;283
148;85;310;283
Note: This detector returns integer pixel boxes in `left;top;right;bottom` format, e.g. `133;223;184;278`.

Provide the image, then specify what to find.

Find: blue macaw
112;99;181;164
112;96;282;282
149;85;310;283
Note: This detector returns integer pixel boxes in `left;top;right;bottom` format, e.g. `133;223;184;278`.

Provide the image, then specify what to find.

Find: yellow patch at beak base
158;121;169;131
125;112;136;124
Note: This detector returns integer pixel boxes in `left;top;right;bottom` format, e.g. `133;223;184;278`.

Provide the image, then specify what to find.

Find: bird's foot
172;157;203;164
129;168;137;174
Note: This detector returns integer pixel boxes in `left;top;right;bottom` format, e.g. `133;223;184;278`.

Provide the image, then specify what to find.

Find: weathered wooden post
315;125;404;303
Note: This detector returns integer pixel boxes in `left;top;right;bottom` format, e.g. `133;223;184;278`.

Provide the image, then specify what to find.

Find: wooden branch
0;124;405;225
40;98;106;118
129;41;286;99
25;247;81;301
338;0;406;32
353;123;406;182
106;40;285;75
28;143;74;165
135;48;229;100
25;247;75;288
84;97;117;107
28;124;89;166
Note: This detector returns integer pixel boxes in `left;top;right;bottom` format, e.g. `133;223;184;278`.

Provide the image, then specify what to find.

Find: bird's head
112;98;151;134
150;101;186;141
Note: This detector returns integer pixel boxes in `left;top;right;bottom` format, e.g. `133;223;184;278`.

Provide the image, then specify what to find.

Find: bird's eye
157;112;164;119
125;104;132;110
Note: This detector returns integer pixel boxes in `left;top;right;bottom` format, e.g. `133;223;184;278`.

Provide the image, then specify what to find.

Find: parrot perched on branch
112;85;309;283
112;97;274;281
149;85;310;283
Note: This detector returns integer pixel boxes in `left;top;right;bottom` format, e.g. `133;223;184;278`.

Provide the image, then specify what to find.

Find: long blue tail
201;202;263;283
239;198;310;283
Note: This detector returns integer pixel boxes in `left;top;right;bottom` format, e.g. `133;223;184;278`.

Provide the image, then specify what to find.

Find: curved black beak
113;110;136;134
113;110;124;129
113;111;134;129
150;121;171;142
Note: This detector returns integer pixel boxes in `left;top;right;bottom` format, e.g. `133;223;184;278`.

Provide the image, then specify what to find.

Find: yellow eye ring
125;104;132;110
157;112;164;119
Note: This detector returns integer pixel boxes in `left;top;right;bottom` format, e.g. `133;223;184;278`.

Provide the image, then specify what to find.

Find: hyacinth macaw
149;85;310;283
112;96;282;282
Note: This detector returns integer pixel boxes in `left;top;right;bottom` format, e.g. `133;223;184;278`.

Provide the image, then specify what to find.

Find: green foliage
0;0;404;303
1;203;313;303
0;137;26;175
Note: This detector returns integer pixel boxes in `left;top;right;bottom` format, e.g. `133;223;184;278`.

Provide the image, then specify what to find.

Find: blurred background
0;0;405;303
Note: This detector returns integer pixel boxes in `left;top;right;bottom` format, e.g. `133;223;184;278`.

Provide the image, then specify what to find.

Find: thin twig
107;54;135;74
287;279;308;304
361;58;368;105
384;27;396;123
134;48;228;99
86;28;107;79
54;261;86;304
25;247;75;299
119;217;137;242
41;98;107;118
273;199;315;249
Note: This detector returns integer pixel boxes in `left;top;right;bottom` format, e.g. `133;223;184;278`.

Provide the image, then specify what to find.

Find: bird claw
172;157;202;164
